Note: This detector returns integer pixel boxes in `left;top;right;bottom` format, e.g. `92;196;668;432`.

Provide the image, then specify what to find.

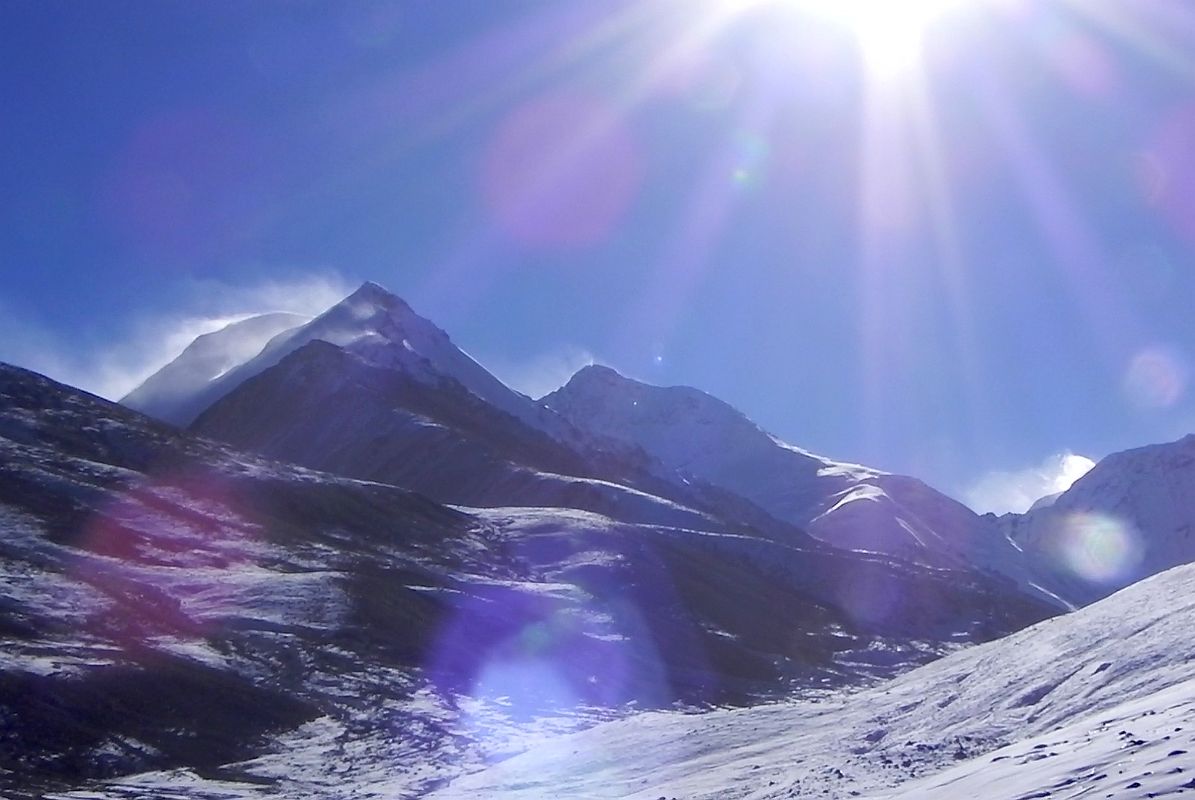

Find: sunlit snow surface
429;563;1195;800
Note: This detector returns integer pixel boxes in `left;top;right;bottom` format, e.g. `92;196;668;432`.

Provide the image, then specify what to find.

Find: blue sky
3;0;1195;511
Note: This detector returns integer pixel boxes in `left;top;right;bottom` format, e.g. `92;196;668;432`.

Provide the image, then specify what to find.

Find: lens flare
1132;151;1168;207
98;110;266;262
1042;30;1120;99
73;470;268;648
1124;346;1188;409
1148;105;1195;247
481;92;643;250
659;51;744;111
730;131;770;188
472;655;580;722
1052;513;1144;585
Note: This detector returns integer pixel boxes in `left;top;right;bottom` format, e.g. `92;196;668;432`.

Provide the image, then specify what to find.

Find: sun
803;0;962;73
727;0;965;76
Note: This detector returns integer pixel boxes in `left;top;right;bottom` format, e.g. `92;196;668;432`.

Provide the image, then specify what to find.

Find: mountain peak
337;280;414;317
302;282;436;348
553;364;744;422
347;280;398;302
121;278;556;430
561;364;708;400
566;363;630;388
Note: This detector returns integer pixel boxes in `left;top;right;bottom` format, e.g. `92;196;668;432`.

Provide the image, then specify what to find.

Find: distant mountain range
2;280;1193;796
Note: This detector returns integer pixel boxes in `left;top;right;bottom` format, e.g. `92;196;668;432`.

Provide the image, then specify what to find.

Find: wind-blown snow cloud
964;452;1097;515
481;345;596;399
0;272;352;401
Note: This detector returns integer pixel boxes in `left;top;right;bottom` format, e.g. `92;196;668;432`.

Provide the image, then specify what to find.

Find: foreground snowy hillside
430;561;1195;799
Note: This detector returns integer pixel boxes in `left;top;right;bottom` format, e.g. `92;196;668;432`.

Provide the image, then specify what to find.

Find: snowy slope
879;683;1195;799
544;365;879;526
429;561;1195;800
121;312;308;425
1000;433;1195;603
544;366;1059;603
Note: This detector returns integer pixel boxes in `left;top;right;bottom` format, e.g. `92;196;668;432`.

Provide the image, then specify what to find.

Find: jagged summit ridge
348;279;403;304
319;280;425;334
124;281;574;437
270;281;453;371
546;361;874;505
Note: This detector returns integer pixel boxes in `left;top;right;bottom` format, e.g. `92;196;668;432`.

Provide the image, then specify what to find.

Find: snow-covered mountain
137;291;996;572
125;282;1195;611
998;432;1195;603
544;365;1059;603
429;559;1195;799
155;285;1063;607
134;285;738;532
166;286;734;531
121;311;308;425
0;361;1056;798
8;277;1195;798
127;282;567;436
